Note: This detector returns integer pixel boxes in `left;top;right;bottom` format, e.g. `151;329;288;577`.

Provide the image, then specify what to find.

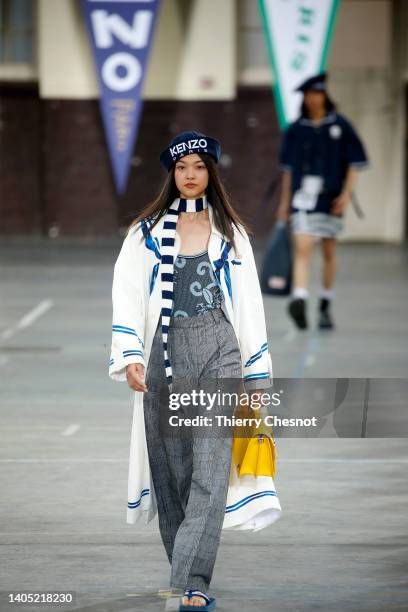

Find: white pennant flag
259;0;340;127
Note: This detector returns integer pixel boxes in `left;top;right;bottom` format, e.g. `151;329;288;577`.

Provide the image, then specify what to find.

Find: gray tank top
171;249;228;318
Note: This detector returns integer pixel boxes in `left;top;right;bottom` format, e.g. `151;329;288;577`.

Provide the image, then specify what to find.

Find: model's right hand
126;363;148;392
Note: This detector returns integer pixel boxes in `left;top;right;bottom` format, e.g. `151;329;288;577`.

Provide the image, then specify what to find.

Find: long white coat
109;203;282;531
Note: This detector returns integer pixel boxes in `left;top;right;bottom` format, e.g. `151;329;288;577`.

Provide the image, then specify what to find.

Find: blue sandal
179;589;216;611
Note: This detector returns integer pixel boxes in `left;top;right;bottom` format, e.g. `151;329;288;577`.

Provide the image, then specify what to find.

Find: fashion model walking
277;72;369;331
109;131;282;611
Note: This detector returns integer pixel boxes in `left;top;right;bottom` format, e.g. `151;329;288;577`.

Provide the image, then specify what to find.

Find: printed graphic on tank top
171;249;230;321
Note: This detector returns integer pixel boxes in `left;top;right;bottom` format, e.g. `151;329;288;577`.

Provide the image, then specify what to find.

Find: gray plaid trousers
143;307;242;592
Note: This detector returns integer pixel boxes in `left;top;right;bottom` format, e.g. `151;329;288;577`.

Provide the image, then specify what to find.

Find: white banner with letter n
258;0;340;128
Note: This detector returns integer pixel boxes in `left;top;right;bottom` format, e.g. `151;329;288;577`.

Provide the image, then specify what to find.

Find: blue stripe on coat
141;219;161;259
213;240;233;301
123;350;144;358
244;372;269;381
112;325;136;332
127;488;150;509
112;325;144;348
225;490;278;513
141;218;161;294
150;263;159;295
244;342;268;367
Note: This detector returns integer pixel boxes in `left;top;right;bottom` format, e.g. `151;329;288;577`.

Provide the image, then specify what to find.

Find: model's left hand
331;190;351;216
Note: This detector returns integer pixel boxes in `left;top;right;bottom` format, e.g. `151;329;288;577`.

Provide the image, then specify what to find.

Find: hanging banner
81;0;161;195
258;0;340;128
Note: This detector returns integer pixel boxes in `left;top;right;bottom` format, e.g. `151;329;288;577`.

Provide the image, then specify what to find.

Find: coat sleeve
234;229;273;392
108;226;146;382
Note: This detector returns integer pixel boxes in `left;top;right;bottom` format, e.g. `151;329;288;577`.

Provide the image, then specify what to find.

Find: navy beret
295;72;327;93
159;130;221;171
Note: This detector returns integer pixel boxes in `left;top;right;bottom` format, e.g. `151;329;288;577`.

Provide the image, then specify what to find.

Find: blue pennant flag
81;0;161;195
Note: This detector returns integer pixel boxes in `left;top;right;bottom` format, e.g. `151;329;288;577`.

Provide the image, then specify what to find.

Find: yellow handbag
232;401;277;478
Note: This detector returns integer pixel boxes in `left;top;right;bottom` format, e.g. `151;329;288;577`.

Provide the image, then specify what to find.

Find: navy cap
159;130;221;171
295;72;327;93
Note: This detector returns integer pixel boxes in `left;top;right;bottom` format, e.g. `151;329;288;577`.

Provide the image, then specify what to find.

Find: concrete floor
0;239;407;612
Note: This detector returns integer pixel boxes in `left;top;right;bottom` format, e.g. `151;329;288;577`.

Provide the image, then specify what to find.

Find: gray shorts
291;211;344;237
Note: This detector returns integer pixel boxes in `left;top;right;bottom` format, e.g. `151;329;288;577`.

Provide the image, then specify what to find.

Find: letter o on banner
101;52;142;92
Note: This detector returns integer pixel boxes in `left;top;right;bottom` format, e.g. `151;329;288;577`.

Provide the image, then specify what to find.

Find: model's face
303;90;326;114
174;154;209;199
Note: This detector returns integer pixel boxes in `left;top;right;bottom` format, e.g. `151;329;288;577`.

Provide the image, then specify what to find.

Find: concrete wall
37;0;236;100
329;0;403;242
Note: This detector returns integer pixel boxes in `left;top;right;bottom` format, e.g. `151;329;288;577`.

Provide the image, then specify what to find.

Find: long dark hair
300;91;337;118
125;153;252;253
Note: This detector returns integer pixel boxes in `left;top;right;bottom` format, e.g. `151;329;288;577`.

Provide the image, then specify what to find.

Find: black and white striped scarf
160;195;209;390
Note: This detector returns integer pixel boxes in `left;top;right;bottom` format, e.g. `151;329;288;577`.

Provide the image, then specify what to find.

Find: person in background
276;72;368;330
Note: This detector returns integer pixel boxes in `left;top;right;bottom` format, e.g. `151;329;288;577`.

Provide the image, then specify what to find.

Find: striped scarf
160;195;209;390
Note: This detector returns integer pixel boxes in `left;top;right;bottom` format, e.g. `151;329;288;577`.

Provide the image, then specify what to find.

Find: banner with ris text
258;0;340;128
81;0;161;195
